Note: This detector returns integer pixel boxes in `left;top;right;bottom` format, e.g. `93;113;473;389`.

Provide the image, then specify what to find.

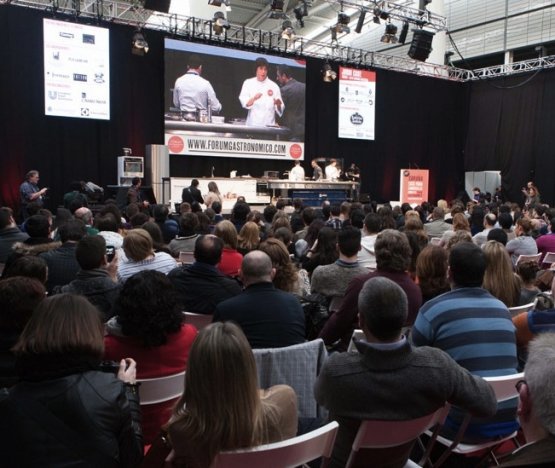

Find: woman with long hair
440;212;470;247
0;294;143;467
482;240;521;307
237;221;260;255
416;245;450;303
259;238;309;296
302;227;338;275
295;218;324;259
167;322;297;468
214;220;243;277
104;270;197;444
204;181;222;209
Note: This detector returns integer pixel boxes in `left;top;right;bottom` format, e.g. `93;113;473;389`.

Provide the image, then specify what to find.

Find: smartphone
106;245;115;262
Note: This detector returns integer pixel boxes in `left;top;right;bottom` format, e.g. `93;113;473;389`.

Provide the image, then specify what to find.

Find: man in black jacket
181;179;204;205
168;235;241;315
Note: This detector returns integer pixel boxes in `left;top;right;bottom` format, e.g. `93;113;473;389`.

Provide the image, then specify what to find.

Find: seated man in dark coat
213;250;305;348
168;235;241;315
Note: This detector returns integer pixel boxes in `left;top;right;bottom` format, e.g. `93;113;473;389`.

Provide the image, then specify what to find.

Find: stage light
380;22;398;44
419;0;432;12
355;8;366;34
322;63;337;82
408;28;435;61
281;20;296;41
269;0;288;20
335;12;350;34
294;1;308;28
208;0;231;11
212;11;230;35
131;30;149;55
398;21;409;44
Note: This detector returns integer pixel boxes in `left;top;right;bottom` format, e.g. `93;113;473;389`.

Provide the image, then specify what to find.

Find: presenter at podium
239;57;283;127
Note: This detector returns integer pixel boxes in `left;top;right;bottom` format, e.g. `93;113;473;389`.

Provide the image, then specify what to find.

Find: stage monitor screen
164;38;306;160
43;18;110;120
338;66;376;140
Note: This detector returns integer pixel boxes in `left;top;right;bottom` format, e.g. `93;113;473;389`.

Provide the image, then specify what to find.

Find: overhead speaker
408;29;435;61
143;0;171;13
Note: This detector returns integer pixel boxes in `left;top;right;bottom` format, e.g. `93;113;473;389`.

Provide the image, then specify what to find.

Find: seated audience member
423;207;451;239
445;229;473;253
167;322;297;467
315;277;496;468
325;204;343;231
96;213;125;250
231;201;251;232
273;226;294;255
311;227;367;303
516;261;541;306
104;270;197;444
50;208;73;241
513;293;555;352
295;219;324;259
39;219;86;293
357;213;380;270
141;222;171;255
74;207;98;236
214;220;243;278
153;204;179;244
500;334;555;466
319;230;422;349
439;212;470;247
259;237;309;297
536;217;555;266
117;229;176;283
57;235;120;320
472;213;496;247
63;181;88;210
130;212;150;229
213;251;305;348
237;221;260;255
0;207;28;263
506;218;538;265
2;255;48;284
11;214;57;256
405;230;428;281
415;245;450;304
302;227;338;275
0;277;46;388
498;211;516;242
169;213;200;257
487;227;508;246
0;294;143;467
293;207;316;242
412;242;519;442
196;212;211;235
168;235;241;315
482;240;520;308
211;201;224;224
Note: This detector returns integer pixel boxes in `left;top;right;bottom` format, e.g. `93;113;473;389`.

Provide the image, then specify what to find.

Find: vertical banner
400;169;429;204
338;67;376;140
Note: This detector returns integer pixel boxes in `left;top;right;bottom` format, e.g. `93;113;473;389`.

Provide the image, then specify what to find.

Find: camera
99;360;120;374
106;245;115;262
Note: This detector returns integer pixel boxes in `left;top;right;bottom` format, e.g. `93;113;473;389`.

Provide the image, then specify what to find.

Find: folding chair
507;302;535;318
182;311;213;331
138;371;186;405
178;251;195;265
210;421;339;468
515;253;542;266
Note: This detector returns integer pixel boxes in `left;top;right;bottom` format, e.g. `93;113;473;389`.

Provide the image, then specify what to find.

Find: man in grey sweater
314;277;497;468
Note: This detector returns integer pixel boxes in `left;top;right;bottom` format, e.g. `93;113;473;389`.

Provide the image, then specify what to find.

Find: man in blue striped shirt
412;242;518;442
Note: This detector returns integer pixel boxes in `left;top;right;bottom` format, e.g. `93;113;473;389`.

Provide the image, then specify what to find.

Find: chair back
210;421;339;468
253;339;328;418
508;302;535;318
541;252;555;266
485;372;524;402
138;371;186;405
429;237;442;246
347;329;365;353
183;311;213;330
179;251;195;265
516;253;542;265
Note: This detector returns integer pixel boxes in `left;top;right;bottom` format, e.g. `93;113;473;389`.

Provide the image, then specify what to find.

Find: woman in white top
204;181;222;209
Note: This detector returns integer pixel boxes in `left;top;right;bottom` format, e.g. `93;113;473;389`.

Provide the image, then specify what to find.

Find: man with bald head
213;250;305;348
74;207;98;236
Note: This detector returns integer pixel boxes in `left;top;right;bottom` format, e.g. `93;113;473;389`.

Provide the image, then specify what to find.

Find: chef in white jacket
239;57;284;127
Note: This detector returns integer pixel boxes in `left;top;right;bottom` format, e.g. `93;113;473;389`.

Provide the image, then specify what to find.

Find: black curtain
464;70;555;206
0;4;468;212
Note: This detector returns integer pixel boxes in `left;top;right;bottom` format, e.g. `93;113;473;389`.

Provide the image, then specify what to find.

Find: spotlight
269;0;288;20
131;30;149;55
322;63;337;82
398;22;409;44
355;8;366;34
281;20;296;41
335;12;350;34
212;11;230;35
418;0;432;12
294;1;308;28
208;0;231;11
408;28;435;61
380;22;398;43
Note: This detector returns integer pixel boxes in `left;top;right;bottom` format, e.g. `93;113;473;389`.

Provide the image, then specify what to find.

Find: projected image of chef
239;57;283;127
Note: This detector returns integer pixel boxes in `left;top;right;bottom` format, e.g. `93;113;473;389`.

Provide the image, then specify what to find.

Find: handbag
141;430;173;468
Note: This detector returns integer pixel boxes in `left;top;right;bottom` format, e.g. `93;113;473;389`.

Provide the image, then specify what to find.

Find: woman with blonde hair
440;212;470;247
167;322;297;468
237;221;260;255
214;220;243;277
482;240;520;307
259;238;309;296
203;182;222;209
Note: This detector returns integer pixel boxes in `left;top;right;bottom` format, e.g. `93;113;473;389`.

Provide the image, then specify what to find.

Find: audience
506;218;538;265
169;213;200;256
415;245;450;304
424;207;451;239
516;261;541;305
237;221;260;255
214;220;243;278
357;213;380;270
2;254;48;284
0;294;143;467
482;240;520;308
104;270;197;444
303;227;338;275
0;207;28;263
167;322;297;467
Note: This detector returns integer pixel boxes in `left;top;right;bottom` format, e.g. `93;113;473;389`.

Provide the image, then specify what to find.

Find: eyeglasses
515;379;527;392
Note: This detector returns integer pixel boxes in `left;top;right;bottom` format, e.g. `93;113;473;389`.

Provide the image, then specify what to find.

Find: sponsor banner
338;67;376;141
165;133;304;160
400;169;429;204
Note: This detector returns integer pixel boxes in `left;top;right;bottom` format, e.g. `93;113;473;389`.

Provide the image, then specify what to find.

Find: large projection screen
338;67;376;140
43;19;110;120
164;39;306;161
